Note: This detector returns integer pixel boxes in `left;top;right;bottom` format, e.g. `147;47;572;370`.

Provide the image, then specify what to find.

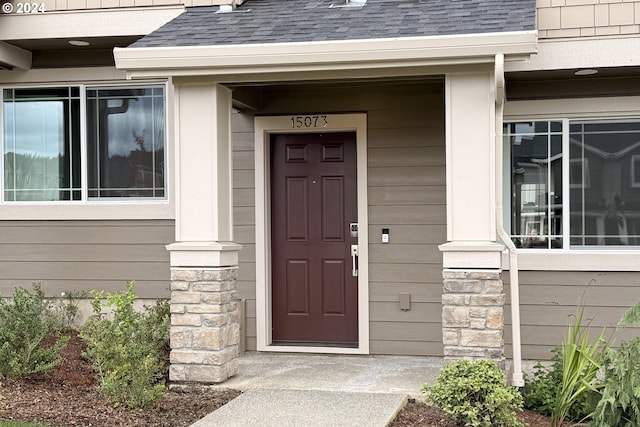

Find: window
505;119;640;249
505;121;563;249
3;88;81;201
2;85;166;202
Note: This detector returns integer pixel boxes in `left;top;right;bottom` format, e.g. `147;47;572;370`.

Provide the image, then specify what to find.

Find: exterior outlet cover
399;292;411;311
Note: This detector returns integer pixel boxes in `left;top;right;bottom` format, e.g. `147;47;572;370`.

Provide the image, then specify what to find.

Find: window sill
0;201;173;220
503;249;640;272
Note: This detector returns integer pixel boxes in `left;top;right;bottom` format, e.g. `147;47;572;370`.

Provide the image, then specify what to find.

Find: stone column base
169;267;240;384
442;269;505;368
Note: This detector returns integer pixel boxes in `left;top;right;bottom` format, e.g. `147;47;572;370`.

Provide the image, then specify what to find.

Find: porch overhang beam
0;41;31;70
114;30;537;81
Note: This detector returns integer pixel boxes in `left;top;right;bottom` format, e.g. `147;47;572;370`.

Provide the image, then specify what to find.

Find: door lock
351;244;359;277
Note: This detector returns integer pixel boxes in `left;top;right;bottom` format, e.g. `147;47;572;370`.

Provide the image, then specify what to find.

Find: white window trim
504;96;640;271
0;81;174;220
254;113;370;355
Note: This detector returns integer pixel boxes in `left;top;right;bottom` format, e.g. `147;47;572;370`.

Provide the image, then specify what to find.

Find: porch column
440;71;506;367
167;82;242;384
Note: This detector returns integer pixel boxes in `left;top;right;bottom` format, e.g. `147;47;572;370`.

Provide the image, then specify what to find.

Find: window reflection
87;87;165;198
505;121;563;249
2;88;81;201
506;119;640;248
570;120;640;246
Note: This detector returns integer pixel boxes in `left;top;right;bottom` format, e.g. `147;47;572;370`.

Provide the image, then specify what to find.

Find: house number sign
290;115;328;129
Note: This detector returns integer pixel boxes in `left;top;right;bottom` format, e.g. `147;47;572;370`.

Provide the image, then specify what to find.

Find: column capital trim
166;241;243;268
439;241;505;252
439;241;505;269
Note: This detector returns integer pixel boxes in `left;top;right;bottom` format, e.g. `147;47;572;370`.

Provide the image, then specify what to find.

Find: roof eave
114;30;538;81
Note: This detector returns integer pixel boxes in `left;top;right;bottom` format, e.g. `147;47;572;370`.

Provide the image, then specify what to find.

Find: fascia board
114;30;538;79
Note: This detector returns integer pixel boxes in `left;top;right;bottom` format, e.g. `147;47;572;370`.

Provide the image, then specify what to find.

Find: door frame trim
254;113;369;354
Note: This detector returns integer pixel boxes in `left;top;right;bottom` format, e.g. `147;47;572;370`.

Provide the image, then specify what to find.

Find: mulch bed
389;399;553;427
0;331;552;426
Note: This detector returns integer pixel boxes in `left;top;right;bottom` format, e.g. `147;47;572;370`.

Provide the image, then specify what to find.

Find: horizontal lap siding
365;82;446;356
233;112;258;351
504;271;640;360
0;220;173;299
234;80;446;355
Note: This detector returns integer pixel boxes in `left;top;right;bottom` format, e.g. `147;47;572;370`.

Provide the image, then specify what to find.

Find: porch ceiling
506;66;640;100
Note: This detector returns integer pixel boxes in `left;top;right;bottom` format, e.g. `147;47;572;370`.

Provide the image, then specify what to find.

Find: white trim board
115;30;537;80
254;113;370;355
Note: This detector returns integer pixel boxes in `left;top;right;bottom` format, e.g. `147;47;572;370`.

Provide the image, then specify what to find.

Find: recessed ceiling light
574;68;598;76
68;40;90;47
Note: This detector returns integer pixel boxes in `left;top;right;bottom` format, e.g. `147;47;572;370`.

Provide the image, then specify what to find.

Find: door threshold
259;342;368;355
272;341;358;349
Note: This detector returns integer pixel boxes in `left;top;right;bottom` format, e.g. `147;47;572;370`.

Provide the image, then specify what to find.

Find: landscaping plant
50;290;85;331
424;359;523;427
80;281;170;409
524;346;599;422
591;300;640;427
550;306;608;427
0;283;69;377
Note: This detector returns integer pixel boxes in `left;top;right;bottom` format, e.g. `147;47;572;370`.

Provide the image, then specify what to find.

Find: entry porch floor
206;351;444;397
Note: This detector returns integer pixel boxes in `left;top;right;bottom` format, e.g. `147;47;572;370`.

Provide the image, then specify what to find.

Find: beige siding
0;220;173;299
537;0;640;39
232;79;446;356
232;110;258;351
504;270;640;360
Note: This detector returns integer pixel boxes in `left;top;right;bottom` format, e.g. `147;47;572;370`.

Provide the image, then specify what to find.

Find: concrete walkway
190;352;444;427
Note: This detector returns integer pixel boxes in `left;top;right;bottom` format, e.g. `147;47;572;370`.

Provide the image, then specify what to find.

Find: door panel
286;259;310;315
321;177;345;241
285;177;309;241
322;259;346;315
271;132;358;345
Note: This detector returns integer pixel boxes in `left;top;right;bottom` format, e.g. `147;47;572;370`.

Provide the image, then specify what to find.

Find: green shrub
590;338;640;427
424;359;523;427
524;346;599;421
80;281;170;409
50;290;85;331
591;300;640;427
0;283;69;377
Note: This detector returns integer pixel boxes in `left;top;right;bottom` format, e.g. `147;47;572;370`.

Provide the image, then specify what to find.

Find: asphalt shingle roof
132;0;536;48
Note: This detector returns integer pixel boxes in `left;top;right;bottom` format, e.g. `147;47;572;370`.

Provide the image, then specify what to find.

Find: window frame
503;96;640;271
0;81;173;220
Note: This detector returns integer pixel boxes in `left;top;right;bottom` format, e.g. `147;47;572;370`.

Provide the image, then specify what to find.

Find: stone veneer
168;267;240;383
442;269;505;367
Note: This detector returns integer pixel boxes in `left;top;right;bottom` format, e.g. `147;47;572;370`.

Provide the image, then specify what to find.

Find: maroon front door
271;132;358;345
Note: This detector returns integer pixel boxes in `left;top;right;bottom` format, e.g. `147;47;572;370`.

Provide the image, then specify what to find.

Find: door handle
351;244;359;277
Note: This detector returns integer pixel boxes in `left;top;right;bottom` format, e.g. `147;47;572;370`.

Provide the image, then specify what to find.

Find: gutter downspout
494;53;525;389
